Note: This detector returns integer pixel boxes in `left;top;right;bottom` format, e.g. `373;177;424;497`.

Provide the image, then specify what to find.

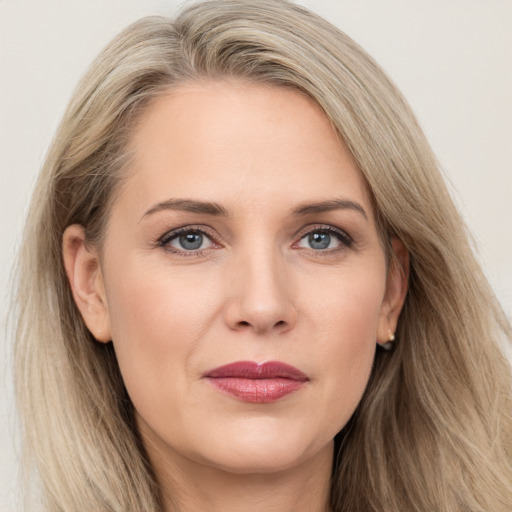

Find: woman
13;0;512;511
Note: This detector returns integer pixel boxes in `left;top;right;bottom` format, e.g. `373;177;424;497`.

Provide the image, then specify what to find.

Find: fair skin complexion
63;81;408;512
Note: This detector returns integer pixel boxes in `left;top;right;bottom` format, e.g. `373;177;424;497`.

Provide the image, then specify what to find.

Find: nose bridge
226;238;296;334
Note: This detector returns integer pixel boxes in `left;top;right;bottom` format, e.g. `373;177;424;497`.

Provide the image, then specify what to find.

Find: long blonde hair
14;1;512;510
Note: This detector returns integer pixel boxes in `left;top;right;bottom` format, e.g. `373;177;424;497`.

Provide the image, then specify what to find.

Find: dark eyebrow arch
142;199;229;220
292;199;368;220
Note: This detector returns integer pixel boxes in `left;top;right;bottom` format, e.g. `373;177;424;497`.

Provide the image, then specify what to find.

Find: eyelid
293;224;353;250
157;225;222;254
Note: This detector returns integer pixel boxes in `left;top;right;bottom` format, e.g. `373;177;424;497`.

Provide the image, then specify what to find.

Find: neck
143;432;334;512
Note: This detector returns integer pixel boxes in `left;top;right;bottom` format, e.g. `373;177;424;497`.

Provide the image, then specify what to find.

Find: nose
224;248;297;335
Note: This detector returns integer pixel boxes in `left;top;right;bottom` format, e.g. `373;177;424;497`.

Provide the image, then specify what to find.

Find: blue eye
297;228;351;250
307;232;332;249
175;232;206;250
161;229;214;252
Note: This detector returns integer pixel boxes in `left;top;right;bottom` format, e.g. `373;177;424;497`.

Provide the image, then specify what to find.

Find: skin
63;81;408;512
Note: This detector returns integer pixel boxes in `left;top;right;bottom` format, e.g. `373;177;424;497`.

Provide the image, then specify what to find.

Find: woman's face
66;81;406;476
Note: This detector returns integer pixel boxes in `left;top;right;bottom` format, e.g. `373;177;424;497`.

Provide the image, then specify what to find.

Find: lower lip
206;377;306;403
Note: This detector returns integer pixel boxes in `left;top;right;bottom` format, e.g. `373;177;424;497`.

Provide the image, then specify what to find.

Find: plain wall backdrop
1;1;511;509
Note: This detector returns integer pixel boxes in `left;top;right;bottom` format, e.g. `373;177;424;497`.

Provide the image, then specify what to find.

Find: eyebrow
292;199;368;220
141;197;367;221
142;199;229;219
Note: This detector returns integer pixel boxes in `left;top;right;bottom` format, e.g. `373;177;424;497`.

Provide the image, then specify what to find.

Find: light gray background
1;1;511;510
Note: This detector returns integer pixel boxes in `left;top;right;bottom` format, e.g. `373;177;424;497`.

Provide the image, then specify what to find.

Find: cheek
103;258;222;408
304;261;385;346
302;265;385;431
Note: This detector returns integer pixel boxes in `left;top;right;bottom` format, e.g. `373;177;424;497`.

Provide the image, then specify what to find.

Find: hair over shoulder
13;1;512;511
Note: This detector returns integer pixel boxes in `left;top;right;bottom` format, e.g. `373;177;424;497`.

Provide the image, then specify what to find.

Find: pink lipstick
203;361;309;403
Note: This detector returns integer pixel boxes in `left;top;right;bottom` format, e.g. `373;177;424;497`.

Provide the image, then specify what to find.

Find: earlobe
377;237;409;345
62;224;111;343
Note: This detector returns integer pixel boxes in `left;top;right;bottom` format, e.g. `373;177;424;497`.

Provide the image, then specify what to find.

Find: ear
62;224;111;343
377;237;409;345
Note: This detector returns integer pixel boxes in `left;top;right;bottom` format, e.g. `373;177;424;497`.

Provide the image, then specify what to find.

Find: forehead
119;80;373;218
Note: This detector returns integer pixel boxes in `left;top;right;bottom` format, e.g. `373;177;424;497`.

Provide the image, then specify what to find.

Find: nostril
236;319;287;330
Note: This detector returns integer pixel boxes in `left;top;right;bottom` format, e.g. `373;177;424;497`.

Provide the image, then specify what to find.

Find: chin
194;421;331;475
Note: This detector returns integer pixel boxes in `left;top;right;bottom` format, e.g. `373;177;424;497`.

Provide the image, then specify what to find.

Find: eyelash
157;225;220;255
294;225;353;254
157;224;353;256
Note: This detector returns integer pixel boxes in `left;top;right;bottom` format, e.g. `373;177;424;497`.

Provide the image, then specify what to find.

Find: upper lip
204;360;309;381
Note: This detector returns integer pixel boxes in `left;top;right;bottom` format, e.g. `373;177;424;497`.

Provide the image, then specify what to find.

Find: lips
203;361;309;403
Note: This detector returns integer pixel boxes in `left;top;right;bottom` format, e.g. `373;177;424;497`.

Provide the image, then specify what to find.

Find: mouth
203;361;309;403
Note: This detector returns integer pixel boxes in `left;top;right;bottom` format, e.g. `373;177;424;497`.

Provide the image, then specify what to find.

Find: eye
296;227;352;251
159;228;216;254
